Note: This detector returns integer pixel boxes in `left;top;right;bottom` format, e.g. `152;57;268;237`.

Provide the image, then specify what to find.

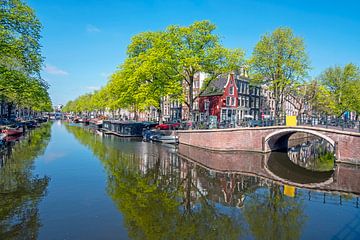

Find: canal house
199;73;238;123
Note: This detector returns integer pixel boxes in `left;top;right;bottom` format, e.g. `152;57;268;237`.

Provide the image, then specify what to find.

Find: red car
155;122;181;130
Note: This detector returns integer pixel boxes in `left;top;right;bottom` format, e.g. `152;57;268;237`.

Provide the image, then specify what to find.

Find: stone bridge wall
176;126;360;164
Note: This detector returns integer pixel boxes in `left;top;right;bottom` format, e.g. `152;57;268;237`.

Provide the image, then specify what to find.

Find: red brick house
199;73;238;123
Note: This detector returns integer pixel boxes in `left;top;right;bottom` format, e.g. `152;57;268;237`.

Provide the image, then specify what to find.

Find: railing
178;116;360;133
297;116;360;133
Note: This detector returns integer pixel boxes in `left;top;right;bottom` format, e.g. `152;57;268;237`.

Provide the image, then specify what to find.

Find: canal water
1;121;360;239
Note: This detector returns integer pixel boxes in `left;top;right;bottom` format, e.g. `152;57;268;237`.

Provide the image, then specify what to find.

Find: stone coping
176;125;360;137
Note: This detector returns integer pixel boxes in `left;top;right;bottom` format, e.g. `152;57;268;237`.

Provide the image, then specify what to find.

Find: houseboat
102;121;157;137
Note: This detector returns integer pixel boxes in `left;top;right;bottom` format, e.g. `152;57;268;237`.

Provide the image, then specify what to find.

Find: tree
318;63;360;116
0;0;51;115
166;20;244;121
250;27;310;118
113;31;182;121
63;21;243;121
286;80;331;117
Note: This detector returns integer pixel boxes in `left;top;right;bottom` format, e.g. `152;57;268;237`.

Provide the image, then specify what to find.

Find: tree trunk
188;75;194;122
158;98;163;124
7;102;12;119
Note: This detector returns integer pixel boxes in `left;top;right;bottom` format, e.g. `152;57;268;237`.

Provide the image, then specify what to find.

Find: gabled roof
200;74;228;97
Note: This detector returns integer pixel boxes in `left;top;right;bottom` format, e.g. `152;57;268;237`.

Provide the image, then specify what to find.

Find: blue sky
27;0;360;105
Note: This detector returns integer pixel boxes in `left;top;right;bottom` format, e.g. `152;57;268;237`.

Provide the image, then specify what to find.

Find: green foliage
318;63;360;116
250;27;310;117
0;0;51;112
63;20;244;119
244;186;306;240
166;20;244;118
0;123;51;239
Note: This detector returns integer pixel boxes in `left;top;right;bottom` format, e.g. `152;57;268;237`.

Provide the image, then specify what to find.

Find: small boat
90;119;103;128
4;135;22;142
145;131;179;144
2;127;24;136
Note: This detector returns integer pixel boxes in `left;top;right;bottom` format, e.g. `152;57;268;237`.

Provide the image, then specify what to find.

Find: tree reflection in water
243;185;306;240
66;124;307;239
0;123;51;240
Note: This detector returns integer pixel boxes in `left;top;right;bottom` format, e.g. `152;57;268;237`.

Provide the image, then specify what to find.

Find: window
204;101;210;110
229;86;234;95
231;97;235;106
226;97;231;106
194;80;199;88
221;109;226;121
194;101;199;110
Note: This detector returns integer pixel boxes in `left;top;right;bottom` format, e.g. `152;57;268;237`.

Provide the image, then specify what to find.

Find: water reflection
65;124;360;239
66;125;244;239
0;123;51;239
287;133;335;172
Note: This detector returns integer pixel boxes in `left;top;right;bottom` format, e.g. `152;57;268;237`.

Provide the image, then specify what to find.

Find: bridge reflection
178;144;360;196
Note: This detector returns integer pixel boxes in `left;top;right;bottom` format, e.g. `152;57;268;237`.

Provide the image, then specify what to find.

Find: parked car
155;122;181;130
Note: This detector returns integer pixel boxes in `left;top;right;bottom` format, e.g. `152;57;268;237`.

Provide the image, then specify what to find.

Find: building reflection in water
0;123;51;239
287;133;335;172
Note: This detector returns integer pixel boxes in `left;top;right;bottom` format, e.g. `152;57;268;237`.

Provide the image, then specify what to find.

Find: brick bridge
175;126;360;164
178;144;360;195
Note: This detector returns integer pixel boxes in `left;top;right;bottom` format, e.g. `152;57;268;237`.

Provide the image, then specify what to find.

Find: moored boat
143;130;179;144
151;134;179;144
4;134;22;142
2;127;24;136
89;119;103;128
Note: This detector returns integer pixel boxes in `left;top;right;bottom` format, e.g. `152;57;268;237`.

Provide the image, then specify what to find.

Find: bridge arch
264;128;336;152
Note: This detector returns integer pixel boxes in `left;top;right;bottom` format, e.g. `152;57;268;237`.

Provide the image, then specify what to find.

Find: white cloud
43;152;67;163
85;86;100;91
86;24;101;33
44;64;68;76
